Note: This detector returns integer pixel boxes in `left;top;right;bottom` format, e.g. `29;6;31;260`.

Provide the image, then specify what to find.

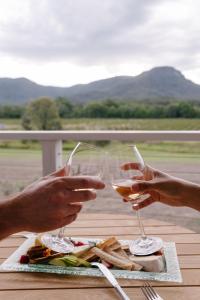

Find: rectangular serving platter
0;236;182;282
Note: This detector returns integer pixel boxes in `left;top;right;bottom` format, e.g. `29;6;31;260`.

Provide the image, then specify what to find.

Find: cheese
129;254;165;272
72;245;91;257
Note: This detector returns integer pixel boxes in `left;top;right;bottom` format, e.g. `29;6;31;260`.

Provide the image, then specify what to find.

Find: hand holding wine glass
41;142;105;253
122;163;200;211
109;144;163;255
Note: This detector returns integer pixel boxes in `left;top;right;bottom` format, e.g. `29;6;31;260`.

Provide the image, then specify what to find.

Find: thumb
48;167;66;178
132;180;153;193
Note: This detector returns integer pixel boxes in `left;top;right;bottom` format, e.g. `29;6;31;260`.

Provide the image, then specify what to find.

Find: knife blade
91;262;130;300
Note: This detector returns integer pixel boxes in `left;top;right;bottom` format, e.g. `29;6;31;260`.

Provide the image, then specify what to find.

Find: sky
0;0;200;87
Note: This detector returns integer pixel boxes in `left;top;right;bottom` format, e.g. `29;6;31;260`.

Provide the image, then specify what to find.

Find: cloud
0;0;200;85
0;0;168;63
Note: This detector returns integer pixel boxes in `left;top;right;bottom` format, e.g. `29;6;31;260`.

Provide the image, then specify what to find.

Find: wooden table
0;213;200;299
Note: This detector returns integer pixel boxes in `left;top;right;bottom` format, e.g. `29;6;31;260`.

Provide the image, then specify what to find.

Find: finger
50;189;97;207
66;203;82;214
53;176;105;190
133;178;173;195
122;163;162;179
133;197;156;210
144;164;165;178
131;181;152;193
123;198;129;202
121;162;141;171
29;168;66;184
132;175;143;180
65;189;97;203
45;167;66;179
62;213;78;226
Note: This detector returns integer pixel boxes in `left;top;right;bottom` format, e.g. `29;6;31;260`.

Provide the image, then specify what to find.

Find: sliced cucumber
49;255;91;268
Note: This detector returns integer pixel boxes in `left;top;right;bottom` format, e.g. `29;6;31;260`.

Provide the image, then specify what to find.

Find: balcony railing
0;130;199;176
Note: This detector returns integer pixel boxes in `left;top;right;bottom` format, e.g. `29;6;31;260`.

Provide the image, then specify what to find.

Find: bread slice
114;248;129;259
91;247;135;270
80;237;118;261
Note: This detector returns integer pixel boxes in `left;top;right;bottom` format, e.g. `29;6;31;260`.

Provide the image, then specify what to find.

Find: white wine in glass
112;179;150;202
109;145;163;256
41;142;105;253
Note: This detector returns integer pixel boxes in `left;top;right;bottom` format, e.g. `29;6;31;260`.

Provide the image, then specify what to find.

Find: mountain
0;66;200;104
0;78;66;104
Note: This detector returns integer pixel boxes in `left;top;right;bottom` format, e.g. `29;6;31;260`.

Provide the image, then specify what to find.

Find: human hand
5;167;105;235
121;163;200;211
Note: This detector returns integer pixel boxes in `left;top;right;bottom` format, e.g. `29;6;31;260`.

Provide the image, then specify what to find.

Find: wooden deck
0;213;200;299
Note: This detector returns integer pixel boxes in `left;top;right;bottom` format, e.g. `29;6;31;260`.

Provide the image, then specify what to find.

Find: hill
0;66;200;103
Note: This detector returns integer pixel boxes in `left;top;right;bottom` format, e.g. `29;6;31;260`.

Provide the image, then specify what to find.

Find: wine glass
41;142;105;253
109;144;163;255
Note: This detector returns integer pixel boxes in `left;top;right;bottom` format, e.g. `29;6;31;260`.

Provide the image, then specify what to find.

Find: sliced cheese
129;255;165;273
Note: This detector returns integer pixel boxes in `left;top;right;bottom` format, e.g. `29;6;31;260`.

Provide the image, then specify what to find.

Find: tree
178;102;196;118
21;113;32;130
55;97;73;118
166;103;181;118
21;97;62;130
83;102;108;117
0;105;24;118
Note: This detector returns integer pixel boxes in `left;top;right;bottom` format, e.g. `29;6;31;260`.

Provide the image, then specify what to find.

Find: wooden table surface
0;213;200;300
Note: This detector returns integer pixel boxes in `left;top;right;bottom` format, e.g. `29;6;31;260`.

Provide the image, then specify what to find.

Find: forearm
180;180;200;211
0;197;23;240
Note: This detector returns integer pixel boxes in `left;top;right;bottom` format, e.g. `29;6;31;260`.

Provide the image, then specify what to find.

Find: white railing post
41;140;63;176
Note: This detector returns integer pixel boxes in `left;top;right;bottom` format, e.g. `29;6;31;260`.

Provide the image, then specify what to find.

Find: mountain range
0;66;200;104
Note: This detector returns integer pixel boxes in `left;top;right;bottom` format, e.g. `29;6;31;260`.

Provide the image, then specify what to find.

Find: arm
122;163;200;212
0;198;21;240
0;168;105;240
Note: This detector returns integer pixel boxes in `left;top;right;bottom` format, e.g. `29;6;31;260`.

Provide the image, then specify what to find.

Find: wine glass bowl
109;145;150;202
66;142;104;179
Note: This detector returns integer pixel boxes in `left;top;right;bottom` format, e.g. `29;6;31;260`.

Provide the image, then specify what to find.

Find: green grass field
0;117;200;130
0;140;199;163
62;118;200;130
0;117;199;156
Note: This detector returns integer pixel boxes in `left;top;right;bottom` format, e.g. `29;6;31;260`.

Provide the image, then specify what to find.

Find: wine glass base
41;233;75;253
130;237;163;256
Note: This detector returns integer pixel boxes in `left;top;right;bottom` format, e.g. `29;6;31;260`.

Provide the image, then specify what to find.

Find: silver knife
91;262;130;300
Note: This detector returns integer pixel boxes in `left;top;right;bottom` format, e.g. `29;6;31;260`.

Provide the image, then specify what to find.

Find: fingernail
100;182;105;188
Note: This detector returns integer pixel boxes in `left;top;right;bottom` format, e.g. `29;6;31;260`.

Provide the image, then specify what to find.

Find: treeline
56;98;200;118
0;105;25;118
0;98;200;119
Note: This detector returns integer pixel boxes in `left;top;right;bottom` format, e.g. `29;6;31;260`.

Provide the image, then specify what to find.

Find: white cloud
0;0;200;85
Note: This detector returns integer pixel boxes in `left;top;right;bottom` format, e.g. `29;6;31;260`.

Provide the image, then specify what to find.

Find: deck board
0;287;199;300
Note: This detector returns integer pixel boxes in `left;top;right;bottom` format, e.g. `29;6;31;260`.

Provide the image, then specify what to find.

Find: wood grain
0;287;199;300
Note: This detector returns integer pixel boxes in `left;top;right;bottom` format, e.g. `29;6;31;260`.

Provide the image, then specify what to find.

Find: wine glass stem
58;226;65;239
135;203;146;239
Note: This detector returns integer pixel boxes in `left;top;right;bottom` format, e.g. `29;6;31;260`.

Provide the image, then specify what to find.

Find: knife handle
115;285;130;300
